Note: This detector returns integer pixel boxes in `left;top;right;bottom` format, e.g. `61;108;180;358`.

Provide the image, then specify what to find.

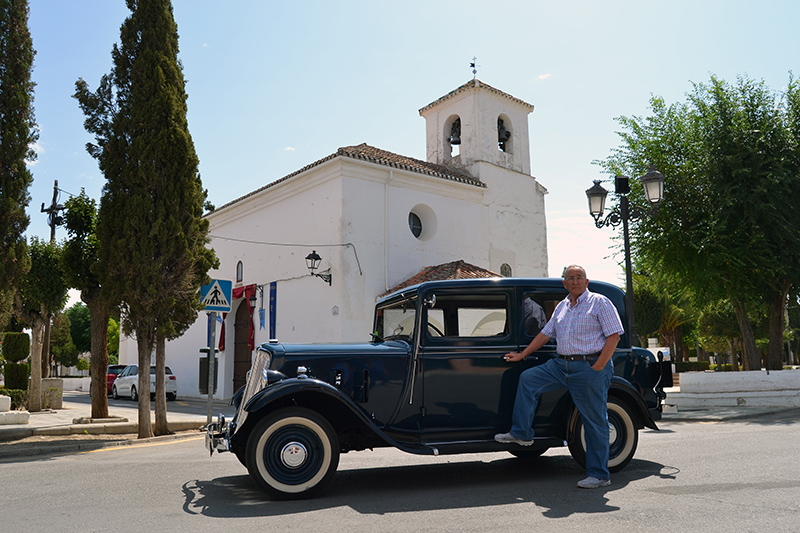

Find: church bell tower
419;79;534;178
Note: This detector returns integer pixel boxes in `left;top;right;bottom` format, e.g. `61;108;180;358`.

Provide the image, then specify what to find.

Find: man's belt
556;353;601;361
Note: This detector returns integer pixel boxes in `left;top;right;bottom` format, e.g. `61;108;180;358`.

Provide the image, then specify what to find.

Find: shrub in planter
0;388;28;410
2;332;30;362
4;362;30;390
2;332;32;391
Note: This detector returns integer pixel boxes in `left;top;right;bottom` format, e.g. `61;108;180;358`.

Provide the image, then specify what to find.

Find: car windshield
376;297;417;341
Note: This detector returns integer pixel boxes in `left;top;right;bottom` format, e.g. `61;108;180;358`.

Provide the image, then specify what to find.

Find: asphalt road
2;411;799;533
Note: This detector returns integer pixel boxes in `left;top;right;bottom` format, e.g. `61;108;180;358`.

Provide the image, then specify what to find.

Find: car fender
241;377;438;456
608;376;659;431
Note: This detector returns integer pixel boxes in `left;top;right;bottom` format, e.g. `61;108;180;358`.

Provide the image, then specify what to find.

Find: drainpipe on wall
384;170;393;293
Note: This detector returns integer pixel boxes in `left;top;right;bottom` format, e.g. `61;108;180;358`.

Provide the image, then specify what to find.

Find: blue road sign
200;279;233;312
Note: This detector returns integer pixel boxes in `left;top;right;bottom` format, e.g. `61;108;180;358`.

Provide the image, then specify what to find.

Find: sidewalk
0;390;233;460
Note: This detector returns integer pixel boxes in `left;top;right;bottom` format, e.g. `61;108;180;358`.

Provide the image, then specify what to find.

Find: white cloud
26;141;44;166
283;146;296;151
538;73;552;80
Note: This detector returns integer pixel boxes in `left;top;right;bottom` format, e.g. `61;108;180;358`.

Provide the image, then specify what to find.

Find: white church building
119;79;549;400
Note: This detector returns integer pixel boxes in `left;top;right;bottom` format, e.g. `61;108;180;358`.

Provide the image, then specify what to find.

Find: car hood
258;340;411;358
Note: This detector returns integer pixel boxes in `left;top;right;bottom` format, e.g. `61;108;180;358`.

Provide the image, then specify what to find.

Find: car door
116;365;137;397
506;287;569;433
419;288;516;442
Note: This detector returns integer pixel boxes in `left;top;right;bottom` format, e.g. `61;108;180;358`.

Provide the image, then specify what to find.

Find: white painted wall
120;81;549;400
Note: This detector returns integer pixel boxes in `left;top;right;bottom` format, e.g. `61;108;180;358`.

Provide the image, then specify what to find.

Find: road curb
660;406;800;423
31;419;205;436
0;427;205;461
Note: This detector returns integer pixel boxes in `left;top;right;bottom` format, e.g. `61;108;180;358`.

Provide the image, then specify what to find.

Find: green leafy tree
107;316;120;363
14;238;68;411
50;310;79;369
601;74;800;371
633;270;694;361
62;191;112;418
699;299;768;370
0;0;36;328
65;302;91;354
75;0;217;437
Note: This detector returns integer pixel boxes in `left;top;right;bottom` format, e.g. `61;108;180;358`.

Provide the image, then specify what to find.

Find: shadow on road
183;454;676;519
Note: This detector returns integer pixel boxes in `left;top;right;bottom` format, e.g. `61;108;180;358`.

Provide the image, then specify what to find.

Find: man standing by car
496;264;624;489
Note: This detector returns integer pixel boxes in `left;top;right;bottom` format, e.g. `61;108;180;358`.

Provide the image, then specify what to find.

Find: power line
207;234;363;275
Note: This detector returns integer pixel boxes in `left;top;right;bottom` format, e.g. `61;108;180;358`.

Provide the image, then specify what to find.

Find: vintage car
206;278;671;499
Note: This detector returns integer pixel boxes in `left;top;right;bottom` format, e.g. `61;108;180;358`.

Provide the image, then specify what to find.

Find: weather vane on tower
470;57;479;79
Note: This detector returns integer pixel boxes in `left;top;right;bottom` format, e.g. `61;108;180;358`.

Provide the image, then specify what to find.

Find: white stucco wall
120;81;549;400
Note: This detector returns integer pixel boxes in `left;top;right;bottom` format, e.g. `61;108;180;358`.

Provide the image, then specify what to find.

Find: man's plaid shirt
541;289;624;355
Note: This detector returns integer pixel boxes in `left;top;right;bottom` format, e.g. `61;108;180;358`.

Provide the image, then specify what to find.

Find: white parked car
112;365;177;401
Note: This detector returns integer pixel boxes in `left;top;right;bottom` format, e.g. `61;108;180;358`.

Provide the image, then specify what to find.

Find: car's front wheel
245;407;340;500
130;385;138;402
568;397;638;473
112;385;119;400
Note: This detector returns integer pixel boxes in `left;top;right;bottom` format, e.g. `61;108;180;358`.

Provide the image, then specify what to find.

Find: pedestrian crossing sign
200;279;232;312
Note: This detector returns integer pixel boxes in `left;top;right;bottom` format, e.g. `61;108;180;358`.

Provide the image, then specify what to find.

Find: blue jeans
510;357;613;480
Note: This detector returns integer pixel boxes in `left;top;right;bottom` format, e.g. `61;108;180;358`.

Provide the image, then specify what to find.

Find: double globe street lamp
585;168;665;346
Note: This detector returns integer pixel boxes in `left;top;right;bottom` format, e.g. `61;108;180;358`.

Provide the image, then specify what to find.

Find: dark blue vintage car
206;278;671;499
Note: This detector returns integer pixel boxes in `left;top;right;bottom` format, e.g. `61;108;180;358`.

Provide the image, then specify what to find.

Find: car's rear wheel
245;407;339;500
130;385;138;402
568;397;638;473
167;393;176;401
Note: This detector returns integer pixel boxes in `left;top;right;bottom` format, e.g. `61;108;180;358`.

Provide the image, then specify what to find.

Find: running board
419;436;567;455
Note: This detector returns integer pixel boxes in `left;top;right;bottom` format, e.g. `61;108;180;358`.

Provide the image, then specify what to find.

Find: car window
376;297;417;341
425;293;509;339
521;290;565;340
149;366;173;375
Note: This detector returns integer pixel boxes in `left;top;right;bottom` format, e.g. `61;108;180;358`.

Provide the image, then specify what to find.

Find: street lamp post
585;168;665;346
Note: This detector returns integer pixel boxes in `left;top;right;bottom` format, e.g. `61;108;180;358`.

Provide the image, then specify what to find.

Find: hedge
3;363;30;390
2;332;30;363
674;361;711;373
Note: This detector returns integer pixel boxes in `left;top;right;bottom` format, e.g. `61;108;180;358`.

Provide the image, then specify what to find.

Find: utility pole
40;180;65;377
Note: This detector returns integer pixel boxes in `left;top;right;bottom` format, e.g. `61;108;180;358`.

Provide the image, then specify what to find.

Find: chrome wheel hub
280;441;308;469
608;423;617;444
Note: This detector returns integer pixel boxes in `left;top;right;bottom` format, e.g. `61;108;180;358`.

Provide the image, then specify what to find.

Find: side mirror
424;294;436;308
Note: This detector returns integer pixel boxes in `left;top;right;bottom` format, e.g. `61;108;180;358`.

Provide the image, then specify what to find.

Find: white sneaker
494;432;534;446
577;476;611;489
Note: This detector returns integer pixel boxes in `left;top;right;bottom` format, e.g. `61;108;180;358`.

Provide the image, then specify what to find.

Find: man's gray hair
561;264;587;278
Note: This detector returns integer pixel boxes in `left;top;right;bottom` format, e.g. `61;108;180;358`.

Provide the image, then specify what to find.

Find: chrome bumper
205;414;230;456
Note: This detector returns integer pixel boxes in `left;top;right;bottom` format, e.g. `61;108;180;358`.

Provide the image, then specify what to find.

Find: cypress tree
0;0;36;326
75;0;217;437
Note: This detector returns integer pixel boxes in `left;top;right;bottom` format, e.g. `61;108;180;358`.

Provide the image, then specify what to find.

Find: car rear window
149;366;173;375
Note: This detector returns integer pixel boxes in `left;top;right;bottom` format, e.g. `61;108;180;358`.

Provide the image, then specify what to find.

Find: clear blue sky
24;0;800;285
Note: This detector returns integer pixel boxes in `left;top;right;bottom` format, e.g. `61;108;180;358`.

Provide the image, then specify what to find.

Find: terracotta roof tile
419;79;534;115
213;144;483;213
381;260;502;297
337;143;482;186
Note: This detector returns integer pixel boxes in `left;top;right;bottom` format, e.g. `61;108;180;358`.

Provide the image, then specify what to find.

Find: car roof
120;364;173;373
375;276;630;348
